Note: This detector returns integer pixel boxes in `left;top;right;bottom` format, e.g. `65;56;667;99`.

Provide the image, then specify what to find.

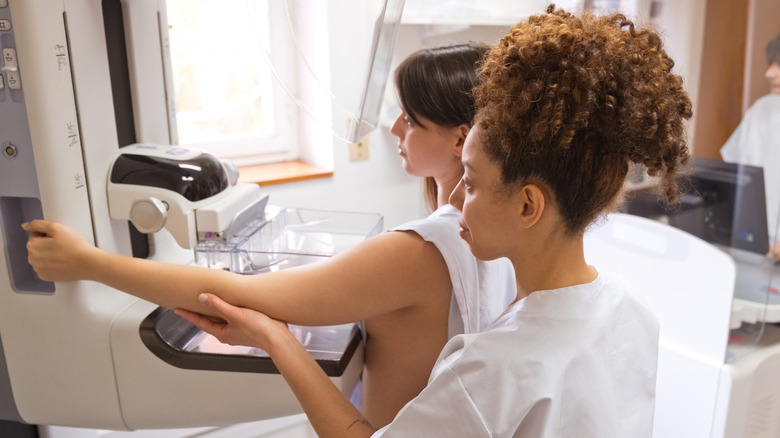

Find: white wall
262;129;424;230
261;19;508;229
648;0;707;150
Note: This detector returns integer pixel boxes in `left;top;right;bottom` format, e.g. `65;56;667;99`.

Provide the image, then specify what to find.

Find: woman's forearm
88;248;245;316
264;322;376;438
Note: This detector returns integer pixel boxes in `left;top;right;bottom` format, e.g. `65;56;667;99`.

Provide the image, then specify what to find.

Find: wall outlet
349;137;370;161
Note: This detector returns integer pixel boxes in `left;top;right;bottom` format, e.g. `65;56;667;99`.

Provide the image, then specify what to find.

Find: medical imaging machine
0;0;402;431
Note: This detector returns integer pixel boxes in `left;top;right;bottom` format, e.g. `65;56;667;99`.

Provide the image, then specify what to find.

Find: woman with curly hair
175;6;692;437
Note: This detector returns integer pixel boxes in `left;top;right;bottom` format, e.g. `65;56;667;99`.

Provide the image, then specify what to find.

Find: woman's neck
511;230;596;301
435;171;463;208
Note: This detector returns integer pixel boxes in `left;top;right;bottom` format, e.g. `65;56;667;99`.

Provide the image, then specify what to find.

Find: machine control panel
0;4;21;99
0;1;52;294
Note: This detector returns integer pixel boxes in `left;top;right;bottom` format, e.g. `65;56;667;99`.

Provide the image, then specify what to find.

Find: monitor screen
668;158;769;254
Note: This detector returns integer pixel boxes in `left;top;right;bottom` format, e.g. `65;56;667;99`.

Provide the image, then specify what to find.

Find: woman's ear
517;184;545;229
453;124;470;157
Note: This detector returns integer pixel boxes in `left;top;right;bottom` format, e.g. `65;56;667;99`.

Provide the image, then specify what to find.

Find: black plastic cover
140;307;362;376
110;153;229;202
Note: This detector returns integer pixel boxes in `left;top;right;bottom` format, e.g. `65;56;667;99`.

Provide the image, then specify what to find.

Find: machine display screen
669;158;769;254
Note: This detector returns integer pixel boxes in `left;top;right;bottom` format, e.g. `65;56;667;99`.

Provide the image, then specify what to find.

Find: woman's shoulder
750;93;780;114
470;271;652;342
391;205;461;241
442;271;656;377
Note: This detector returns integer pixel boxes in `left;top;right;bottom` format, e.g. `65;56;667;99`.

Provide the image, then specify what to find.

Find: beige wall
692;0;749;159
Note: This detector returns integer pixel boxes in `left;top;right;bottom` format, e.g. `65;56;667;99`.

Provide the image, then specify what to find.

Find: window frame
165;0;300;167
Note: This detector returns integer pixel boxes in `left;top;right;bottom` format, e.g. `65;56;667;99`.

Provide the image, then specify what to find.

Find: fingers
21;219;54;236
25;221;52;254
174;307;222;332
173;307;200;322
766;242;780;263
175;294;235;330
174;296;242;346
177;295;289;352
197;293;238;320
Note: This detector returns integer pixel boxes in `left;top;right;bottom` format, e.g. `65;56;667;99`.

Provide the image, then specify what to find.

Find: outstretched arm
175;294;376;438
23;219;246;317
23;219;451;326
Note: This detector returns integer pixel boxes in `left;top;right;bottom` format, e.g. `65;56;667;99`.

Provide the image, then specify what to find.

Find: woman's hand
177;293;376;438
767;241;780;263
23;220;100;282
175;293;292;353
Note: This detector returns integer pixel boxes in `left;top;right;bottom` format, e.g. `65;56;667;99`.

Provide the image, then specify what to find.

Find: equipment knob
129;197;168;234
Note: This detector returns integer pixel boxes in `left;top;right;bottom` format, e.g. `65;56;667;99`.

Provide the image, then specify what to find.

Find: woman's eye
461;178;471;190
403;116;413;127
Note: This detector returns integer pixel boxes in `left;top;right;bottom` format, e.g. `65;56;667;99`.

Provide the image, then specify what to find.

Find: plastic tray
194;207;383;274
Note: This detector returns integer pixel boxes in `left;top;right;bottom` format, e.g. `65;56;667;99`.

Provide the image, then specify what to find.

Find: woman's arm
23;219;451;325
24;219;250;316
175;293;376;438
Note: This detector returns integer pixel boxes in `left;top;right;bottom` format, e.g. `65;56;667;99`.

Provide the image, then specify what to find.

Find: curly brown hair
474;5;692;234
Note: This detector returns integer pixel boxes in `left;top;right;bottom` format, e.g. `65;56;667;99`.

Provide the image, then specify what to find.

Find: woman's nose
390;113;405;139
449;180;465;211
766;62;780;79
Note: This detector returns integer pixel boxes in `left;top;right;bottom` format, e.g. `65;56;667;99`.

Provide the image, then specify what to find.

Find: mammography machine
0;0;401;432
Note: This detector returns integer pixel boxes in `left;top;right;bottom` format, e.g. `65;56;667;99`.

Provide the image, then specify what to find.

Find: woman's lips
458;221;470;239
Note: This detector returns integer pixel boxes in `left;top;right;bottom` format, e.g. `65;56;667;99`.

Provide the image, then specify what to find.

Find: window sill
238;160;333;186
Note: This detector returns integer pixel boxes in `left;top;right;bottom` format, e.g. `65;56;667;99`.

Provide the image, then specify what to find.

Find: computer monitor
668;158;769;254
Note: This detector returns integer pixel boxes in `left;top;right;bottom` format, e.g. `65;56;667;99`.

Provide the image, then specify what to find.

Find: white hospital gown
373;270;660;438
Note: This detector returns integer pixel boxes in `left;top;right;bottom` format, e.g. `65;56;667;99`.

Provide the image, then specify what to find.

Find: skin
449;126;597;300
767;61;780;95
23;111;469;428
391;110;469;207
176;126;598;437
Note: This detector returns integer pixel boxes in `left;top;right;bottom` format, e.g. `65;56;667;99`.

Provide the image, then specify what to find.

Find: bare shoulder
336;229;447;273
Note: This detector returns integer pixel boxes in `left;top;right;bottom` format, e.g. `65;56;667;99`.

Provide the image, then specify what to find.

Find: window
164;0;402;172
166;0;297;166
